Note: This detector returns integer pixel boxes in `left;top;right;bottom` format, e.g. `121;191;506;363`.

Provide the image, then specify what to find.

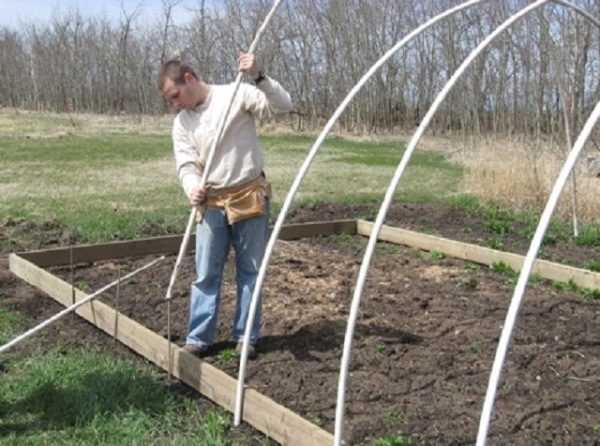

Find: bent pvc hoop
334;0;553;444
475;86;600;445
234;0;600;435
163;0;283;381
234;0;487;428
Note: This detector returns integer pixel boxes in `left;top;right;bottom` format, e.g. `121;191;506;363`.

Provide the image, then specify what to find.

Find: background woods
0;0;599;137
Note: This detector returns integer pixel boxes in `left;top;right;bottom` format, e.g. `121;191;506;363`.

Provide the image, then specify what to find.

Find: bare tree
0;0;598;135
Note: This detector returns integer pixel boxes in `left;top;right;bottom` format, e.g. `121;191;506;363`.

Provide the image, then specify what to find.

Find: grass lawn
0;111;463;243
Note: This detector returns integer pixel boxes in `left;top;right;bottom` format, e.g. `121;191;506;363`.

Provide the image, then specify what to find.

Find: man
158;53;293;359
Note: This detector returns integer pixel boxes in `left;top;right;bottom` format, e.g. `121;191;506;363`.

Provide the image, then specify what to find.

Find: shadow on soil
257;319;422;361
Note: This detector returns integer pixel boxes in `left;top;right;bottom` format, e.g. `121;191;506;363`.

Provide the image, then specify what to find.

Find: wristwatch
254;71;266;85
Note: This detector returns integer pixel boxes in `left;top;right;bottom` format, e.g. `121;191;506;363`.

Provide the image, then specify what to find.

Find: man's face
162;75;197;110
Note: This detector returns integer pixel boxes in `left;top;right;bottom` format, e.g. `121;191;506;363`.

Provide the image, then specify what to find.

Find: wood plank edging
8;253;334;446
356;219;600;290
18;219;357;268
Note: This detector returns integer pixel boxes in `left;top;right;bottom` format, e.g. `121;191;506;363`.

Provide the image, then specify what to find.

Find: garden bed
4;203;600;445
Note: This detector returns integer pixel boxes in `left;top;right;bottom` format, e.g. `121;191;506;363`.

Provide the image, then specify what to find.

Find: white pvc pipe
475;105;600;444
164;0;284;304
0;255;165;354
165;207;195;382
333;1;551;444
163;0;283;385
234;0;487;428
551;0;600;240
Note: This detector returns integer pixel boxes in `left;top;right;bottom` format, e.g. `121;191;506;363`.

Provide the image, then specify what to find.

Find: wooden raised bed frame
9;219;600;445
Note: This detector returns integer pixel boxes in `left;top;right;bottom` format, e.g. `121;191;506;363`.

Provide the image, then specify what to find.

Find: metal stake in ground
113;265;121;344
163;0;284;386
70;246;75;320
0;255;165;354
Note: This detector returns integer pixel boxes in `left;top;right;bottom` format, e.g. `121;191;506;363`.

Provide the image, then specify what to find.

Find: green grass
429;250;445;261
384;411;407;423
309;415;324;427
448;196;600;251
373;434;415;446
0;303;238;445
0;130;463;243
0;132;185;242
372;343;386;354
584;260;600;272
490;261;517;282
217;348;237;363
0;348;239;445
0;307;23;344
573;225;600;247
553;279;600;301
264;133;464;210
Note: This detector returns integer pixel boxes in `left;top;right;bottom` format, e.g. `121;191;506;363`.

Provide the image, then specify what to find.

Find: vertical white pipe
334;1;550;444
476;1;600;442
477;101;600;445
164;0;284;305
163;0;283;394
235;0;487;429
0;256;165;354
551;0;600;239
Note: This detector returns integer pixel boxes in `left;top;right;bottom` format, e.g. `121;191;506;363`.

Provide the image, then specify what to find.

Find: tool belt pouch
197;177;271;224
224;185;266;224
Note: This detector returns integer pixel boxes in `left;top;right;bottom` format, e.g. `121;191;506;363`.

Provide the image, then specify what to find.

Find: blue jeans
186;201;269;347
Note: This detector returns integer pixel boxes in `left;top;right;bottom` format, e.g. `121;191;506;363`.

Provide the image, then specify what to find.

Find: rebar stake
167;298;172;384
113;265;120;344
70;246;75;320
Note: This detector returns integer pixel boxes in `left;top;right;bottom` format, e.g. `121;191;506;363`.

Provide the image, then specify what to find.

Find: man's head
158;60;206;110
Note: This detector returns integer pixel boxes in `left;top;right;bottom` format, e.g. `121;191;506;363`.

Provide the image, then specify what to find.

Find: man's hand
190;184;211;206
238;52;260;80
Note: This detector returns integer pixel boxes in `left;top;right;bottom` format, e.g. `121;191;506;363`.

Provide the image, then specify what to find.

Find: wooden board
8;253;334;446
19;219;357;268
357;220;600;290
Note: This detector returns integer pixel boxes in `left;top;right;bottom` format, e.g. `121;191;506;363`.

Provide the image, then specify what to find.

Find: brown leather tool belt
196;175;272;224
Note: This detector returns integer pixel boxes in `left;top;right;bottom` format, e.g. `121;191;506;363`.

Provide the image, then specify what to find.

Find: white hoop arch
333;0;551;442
476;102;600;444
232;0;600;439
333;0;600;444
476;2;600;440
233;0;488;426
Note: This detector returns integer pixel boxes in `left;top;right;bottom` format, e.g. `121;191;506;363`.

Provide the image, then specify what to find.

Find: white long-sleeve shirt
172;76;293;197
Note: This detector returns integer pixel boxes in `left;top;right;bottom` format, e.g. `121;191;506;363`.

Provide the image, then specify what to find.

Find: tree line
0;0;599;136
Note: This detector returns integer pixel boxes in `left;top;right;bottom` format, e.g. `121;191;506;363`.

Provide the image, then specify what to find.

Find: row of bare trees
0;0;599;136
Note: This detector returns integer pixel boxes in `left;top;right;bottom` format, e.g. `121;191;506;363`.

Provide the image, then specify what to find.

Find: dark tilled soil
1;203;600;445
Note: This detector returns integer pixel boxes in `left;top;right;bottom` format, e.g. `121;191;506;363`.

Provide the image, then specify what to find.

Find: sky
0;0;202;30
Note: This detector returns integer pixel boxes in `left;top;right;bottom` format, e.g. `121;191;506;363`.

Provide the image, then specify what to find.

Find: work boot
183;343;209;357
236;342;257;360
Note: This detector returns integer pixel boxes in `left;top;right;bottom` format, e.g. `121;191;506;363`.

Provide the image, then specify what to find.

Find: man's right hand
190;184;211;206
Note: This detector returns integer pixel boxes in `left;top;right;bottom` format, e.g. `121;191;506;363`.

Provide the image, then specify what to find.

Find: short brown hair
157;60;198;91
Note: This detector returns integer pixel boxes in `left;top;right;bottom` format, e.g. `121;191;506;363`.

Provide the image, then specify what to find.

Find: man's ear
183;72;195;84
